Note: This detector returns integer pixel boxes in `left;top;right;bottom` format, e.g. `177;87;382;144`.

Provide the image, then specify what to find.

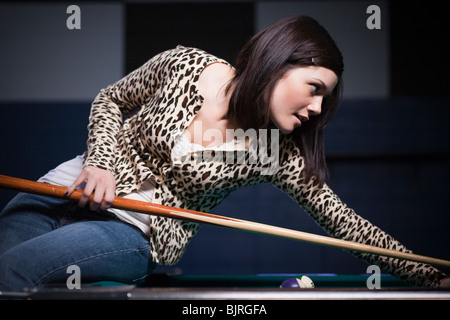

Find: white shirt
38;133;242;236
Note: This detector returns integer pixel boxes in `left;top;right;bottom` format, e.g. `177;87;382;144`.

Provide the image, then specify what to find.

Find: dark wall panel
390;2;450;96
126;2;255;72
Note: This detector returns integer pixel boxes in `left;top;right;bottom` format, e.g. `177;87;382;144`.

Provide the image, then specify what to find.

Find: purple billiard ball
280;276;314;288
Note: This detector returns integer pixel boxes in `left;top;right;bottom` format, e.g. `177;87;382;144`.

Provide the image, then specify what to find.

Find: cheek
272;80;309;112
269;95;287;122
271;85;292;113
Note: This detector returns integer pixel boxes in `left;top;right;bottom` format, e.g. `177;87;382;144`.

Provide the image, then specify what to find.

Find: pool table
3;273;449;300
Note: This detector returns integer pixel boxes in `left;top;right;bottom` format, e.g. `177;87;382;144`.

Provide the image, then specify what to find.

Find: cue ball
280;276;315;288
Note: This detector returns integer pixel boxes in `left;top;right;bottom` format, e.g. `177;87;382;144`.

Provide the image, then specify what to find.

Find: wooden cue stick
1;174;449;268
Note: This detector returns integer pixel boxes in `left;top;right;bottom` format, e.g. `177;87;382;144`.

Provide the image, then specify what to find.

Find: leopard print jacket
83;46;446;287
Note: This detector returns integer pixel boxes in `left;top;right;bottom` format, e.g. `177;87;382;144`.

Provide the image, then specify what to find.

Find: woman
0;15;448;291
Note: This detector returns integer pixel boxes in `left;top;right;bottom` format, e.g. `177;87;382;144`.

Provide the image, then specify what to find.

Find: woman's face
269;66;338;134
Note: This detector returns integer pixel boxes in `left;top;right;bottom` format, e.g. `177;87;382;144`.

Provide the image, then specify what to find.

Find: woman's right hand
65;166;116;212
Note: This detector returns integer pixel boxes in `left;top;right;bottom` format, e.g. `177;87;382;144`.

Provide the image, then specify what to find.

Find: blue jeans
0;193;155;291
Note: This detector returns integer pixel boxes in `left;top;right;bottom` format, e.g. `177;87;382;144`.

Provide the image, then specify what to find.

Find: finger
65;172;87;196
100;187;116;211
79;179;95;208
90;184;105;212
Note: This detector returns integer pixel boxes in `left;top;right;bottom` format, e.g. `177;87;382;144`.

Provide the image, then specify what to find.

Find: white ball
298;275;315;288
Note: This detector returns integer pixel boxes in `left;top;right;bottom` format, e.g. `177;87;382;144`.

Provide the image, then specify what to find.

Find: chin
279;127;293;135
269;119;293;135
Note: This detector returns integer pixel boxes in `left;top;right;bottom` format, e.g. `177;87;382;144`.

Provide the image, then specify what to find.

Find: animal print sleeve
271;140;447;287
83;48;177;173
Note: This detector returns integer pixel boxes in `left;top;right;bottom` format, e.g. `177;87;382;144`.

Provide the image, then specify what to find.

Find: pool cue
1;174;450;268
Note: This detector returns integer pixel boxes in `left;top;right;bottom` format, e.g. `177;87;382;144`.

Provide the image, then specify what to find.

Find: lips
294;114;308;127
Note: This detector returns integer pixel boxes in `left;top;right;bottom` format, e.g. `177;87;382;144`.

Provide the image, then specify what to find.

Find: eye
310;84;319;95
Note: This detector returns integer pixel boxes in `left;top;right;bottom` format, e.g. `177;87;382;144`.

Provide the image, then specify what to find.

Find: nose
307;96;323;116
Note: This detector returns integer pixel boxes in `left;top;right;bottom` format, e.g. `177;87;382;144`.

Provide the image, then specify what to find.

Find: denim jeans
0;192;155;291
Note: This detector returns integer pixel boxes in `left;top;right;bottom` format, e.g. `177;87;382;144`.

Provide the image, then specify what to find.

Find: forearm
83;91;123;174
301;185;447;287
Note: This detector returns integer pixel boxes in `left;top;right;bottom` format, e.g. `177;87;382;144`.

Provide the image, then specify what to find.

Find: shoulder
162;46;230;67
152;46;231;80
278;134;303;164
198;62;234;95
267;134;306;181
175;46;228;61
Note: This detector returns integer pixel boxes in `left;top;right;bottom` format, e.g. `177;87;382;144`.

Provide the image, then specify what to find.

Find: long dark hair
226;15;344;186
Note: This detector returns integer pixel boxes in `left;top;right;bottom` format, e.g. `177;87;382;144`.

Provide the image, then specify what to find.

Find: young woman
0;15;448;291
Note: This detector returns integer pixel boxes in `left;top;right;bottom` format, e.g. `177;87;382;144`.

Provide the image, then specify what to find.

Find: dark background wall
125;2;254;73
1;1;449;277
